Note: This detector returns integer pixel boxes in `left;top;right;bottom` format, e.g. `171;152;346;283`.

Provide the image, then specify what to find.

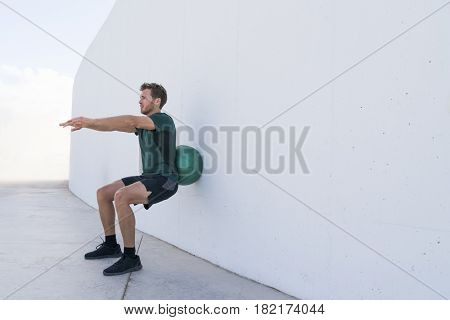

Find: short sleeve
150;113;172;132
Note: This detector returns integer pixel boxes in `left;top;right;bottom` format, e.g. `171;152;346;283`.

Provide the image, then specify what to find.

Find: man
59;83;178;276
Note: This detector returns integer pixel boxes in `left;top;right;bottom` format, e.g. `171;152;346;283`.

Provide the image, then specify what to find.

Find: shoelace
95;242;107;250
96;236;116;250
96;236;106;249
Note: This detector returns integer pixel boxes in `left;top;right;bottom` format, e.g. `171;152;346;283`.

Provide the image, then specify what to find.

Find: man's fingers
60;117;80;126
60;117;84;129
59;120;72;127
60;119;78;128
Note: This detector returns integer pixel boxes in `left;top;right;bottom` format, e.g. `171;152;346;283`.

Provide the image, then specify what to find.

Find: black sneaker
103;254;142;276
84;242;122;260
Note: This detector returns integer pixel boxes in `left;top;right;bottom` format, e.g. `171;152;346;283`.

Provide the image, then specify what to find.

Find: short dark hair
140;82;168;109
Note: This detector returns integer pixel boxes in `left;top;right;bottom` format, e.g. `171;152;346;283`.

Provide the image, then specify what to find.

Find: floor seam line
121;234;144;300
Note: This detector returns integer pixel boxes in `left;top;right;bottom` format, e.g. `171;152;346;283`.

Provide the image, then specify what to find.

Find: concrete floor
0;180;296;300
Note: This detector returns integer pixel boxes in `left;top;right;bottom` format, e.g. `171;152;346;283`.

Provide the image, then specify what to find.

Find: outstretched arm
59;115;136;133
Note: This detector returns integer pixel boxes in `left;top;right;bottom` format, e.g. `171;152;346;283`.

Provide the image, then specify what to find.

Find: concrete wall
69;0;450;299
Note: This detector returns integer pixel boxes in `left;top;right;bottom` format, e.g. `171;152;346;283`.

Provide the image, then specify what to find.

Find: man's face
139;89;159;114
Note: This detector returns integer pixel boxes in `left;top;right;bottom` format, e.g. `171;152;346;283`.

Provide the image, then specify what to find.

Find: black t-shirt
134;112;178;182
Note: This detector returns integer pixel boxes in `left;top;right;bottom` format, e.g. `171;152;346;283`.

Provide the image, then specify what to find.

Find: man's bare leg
85;180;126;260
102;182;149;275
115;202;136;248
98;200;116;236
97;180;125;236
113;181;151;248
103;193;143;276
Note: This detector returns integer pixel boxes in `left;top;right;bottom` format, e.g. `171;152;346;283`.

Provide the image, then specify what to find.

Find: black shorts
121;174;178;210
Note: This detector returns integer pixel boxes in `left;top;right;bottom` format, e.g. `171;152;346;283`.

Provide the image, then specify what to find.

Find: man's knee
97;186;110;202
98;181;124;202
114;188;129;205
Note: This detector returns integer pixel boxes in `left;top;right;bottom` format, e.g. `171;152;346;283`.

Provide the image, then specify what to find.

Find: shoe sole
103;264;143;276
85;252;123;260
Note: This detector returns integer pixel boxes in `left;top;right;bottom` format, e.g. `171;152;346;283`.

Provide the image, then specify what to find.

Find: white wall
70;0;450;299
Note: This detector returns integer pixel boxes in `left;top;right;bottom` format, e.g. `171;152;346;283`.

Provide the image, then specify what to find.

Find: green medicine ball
175;145;203;186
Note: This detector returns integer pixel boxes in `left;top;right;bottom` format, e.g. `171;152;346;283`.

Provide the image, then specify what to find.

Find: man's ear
155;97;161;106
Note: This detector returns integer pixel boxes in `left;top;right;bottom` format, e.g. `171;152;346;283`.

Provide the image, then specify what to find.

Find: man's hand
59;117;93;132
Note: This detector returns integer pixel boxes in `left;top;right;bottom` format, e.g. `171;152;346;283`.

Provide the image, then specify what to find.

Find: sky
0;0;116;182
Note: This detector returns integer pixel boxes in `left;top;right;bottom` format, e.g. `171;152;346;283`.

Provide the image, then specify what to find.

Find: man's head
139;82;168;115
